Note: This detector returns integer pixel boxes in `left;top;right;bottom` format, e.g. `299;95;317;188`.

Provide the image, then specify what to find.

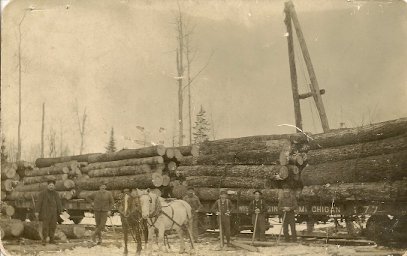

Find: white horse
137;189;194;253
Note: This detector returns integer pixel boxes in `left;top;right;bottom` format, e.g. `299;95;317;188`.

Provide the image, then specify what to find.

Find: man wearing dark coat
86;182;114;244
183;187;203;242
211;189;233;247
278;186;299;242
35;180;63;245
248;190;267;241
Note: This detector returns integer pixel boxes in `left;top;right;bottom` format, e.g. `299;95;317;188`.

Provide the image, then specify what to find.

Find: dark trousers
252;213;266;241
191;213;199;241
219;215;231;245
42;213;57;242
283;211;297;242
93;211;108;240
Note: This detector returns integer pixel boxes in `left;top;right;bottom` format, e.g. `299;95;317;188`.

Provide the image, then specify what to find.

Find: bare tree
47;127;57;157
74;101;87;154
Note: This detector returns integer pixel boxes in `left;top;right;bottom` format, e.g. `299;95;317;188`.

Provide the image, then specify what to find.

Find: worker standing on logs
35;180;63;246
182;187;203;242
248;190;267;241
86;182;114;245
278;185;298;242
211;189;233;248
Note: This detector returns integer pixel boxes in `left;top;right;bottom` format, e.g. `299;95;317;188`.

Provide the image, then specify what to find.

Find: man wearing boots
86;182;114;245
278;185;298;242
183;187;203;242
35;180;63;245
248;190;267;241
211;189;233;247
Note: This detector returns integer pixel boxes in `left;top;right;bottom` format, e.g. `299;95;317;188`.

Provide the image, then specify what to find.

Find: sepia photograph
1;0;406;255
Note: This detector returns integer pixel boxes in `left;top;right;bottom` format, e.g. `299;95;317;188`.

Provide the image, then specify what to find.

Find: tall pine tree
193;105;211;144
105;127;117;153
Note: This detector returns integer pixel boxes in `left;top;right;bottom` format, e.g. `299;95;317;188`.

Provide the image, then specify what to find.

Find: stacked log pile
173;118;407;203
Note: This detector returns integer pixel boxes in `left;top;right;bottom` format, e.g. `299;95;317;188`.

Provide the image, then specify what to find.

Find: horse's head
138;188;159;219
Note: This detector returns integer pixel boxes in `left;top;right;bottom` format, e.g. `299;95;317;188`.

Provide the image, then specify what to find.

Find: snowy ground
1;213;406;256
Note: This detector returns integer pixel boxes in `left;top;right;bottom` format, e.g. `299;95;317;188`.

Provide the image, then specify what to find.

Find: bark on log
81;156;164;173
22;174;68;185
57;224;86;239
75;173;163;190
24;165;70;177
173;145;199;157
178;156;198;166
185;176;268;189
88;146;166;163
173;149;184;162
5;190;74;201
309;117;407;150
307;134;407;165
1;163;17;179
301;151;407;185
301;180;407;202
1;180;19;192
76;190;123;200
14;179;75;192
0;219;24;238
177;165;297;180
16;160;34;171
172;184;188;199
87;164;159;178
199;135;306;155
35;153;102;168
10;173;21;181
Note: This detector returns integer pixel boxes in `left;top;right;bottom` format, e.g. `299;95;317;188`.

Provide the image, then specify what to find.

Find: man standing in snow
211;189;233;247
183;187;203;242
278;186;298;242
86;182;114;245
248;190;267;241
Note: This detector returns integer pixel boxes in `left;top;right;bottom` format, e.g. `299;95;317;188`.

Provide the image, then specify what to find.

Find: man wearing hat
183;187;203;242
210;189;233;247
278;185;298;242
86;182;114;244
248;190;267;241
35;179;63;245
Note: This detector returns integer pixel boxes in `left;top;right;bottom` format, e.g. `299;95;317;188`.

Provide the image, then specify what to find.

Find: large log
57;224;86;239
22;174;68;185
165;148;175;159
177;165;294;179
301;180;407;202
1;180;19;192
199;135;307;155
301;151;407;185
24;165;70;177
309;117;407;150
1;163;17;179
14;179;75;192
5;190;75;201
16;161;34;171
88;146;166;163
1;203;15;217
88;164;149;177
35;153;102;168
307;134;407;165
173;145;199;157
76;190;123;200
0;219;24;238
81;156;164;173
185;176;269;189
75;173;163;190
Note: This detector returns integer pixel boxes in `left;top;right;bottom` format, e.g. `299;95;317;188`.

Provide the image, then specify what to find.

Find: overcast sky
1;0;407;159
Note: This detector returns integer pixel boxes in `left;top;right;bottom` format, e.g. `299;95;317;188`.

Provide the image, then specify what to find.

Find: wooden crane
284;1;330;132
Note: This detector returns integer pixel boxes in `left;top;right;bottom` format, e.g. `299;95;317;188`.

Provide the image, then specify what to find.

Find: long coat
35;189;63;221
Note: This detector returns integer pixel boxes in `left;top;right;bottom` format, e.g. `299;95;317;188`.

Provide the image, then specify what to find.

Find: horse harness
147;195;185;231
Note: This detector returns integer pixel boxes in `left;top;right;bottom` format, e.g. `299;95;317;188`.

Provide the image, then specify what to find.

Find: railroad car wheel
365;215;391;244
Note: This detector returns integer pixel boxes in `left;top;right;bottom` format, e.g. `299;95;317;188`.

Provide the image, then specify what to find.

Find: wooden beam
284;2;302;132
299;89;325;100
286;1;330;132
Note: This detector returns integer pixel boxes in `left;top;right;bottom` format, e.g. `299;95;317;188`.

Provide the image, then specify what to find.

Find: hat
187;187;195;191
47;179;56;185
123;188;130;192
219;190;227;195
253;190;262;195
100;182;108;187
